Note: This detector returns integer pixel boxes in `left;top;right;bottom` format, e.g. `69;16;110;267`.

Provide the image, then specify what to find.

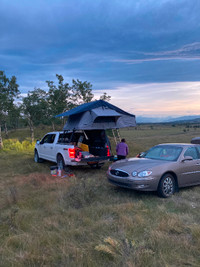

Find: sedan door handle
196;163;200;165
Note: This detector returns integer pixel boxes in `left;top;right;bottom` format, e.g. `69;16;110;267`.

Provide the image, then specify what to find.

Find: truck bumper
72;155;114;163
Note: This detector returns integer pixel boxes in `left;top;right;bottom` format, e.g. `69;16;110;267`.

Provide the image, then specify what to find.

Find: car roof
46;131;64;134
46;130;86;135
157;143;199;147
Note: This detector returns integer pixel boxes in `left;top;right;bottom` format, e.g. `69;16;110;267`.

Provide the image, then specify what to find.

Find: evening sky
1;0;200;117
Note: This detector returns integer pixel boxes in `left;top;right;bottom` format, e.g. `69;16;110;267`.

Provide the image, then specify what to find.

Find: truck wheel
57;154;65;169
34;150;43;163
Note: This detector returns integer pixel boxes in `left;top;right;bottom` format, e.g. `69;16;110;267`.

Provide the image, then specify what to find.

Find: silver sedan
107;143;200;198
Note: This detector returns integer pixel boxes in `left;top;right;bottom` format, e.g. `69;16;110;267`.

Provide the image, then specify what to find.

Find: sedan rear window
144;145;183;161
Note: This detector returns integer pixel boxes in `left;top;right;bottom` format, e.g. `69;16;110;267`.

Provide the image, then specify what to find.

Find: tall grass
0;124;200;266
2;139;35;152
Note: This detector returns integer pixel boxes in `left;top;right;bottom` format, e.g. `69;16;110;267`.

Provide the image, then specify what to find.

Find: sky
1;0;200;118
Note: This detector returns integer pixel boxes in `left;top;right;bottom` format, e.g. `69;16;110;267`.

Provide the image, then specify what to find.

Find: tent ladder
112;129;121;145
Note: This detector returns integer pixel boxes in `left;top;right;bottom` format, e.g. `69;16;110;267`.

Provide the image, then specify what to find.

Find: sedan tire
157;173;175;198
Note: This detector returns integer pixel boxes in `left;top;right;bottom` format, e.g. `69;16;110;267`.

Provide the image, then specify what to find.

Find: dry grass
0;124;200;266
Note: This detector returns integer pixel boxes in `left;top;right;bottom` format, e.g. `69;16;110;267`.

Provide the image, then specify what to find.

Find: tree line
0;71;111;148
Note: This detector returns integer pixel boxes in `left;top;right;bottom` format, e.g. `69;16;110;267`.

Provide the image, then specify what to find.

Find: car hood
111;157;172;173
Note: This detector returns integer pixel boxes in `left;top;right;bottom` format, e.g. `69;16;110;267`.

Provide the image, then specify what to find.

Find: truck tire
57;154;65;169
34;150;43;163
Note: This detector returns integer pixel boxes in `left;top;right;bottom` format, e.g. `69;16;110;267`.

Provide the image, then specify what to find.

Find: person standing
116;138;129;160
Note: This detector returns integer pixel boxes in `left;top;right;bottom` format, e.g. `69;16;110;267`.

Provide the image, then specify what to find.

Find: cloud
145;42;200;56
111;42;200;64
112;56;200;64
94;81;200;117
1;0;200;117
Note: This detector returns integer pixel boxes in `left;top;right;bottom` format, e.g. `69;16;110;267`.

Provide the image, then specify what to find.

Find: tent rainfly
55;100;136;130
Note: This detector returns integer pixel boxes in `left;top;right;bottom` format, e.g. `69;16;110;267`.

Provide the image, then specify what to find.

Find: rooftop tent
55;100;136;130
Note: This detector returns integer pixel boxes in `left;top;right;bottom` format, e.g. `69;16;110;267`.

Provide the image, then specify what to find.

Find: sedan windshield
144;145;183;161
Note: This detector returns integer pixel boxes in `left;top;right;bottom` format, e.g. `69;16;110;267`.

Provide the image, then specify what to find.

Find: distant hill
167;117;200;124
136;116;167;123
137;115;200;123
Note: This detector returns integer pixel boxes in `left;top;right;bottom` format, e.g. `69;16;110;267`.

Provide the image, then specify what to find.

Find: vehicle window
196;146;200;156
48;134;56;144
40;135;49;144
41;134;56;144
144;145;183;161
58;133;71;143
184;147;199;159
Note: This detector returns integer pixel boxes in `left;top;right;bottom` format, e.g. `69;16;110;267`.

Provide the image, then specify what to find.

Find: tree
22;88;48;142
46;75;94;128
46;74;110;118
46;74;71;130
99;92;111;101
70;79;94;105
22;75;111;139
6;104;21;131
0;71;19;149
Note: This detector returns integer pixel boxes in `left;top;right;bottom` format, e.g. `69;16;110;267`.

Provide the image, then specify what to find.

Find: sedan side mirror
182;156;193;162
136;152;146;158
36;140;40;145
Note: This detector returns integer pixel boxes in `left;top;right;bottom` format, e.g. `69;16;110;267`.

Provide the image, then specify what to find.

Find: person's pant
117;155;126;160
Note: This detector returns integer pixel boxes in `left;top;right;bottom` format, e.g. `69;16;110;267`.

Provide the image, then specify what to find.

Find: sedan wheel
158;174;175;198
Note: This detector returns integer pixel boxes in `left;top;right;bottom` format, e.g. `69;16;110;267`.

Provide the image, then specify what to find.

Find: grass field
0;124;200;266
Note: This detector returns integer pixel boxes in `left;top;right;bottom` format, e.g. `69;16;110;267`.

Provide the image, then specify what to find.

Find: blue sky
1;0;200;117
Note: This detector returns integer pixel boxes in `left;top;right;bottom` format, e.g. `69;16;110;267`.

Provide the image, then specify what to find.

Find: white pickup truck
34;130;113;168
